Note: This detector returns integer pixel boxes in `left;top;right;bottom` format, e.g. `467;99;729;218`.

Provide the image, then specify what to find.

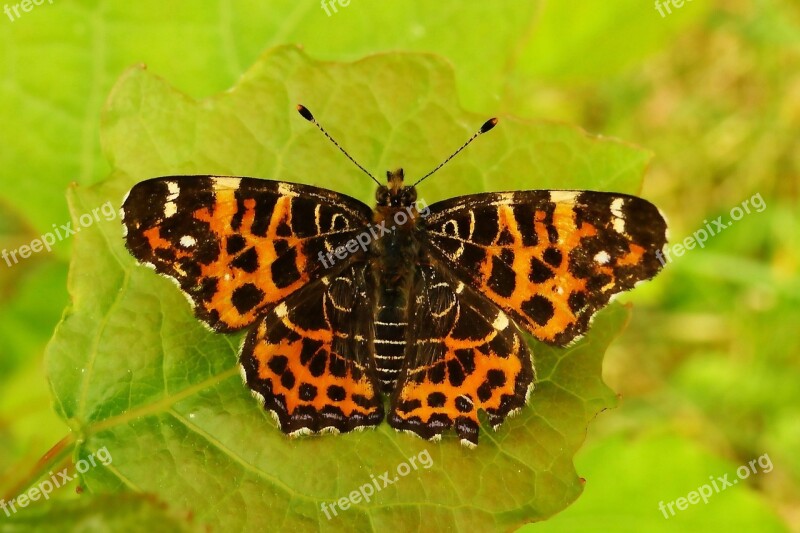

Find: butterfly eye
375;186;390;205
402;187;417;205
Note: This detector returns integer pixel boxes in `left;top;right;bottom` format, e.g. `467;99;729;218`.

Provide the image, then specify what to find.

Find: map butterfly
122;106;668;446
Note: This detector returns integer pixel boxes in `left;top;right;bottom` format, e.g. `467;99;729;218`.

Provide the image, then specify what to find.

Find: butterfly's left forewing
421;190;668;346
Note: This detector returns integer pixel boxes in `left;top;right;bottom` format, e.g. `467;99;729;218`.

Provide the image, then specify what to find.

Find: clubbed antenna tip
296;104;381;186
412;116;500;187
481;117;498;133
297;104;314;122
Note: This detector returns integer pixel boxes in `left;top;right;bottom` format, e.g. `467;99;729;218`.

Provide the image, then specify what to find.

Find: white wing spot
164;202;177;218
493;312;509;331
611;198;626;234
278;183;295;196
610;198;625;218
214;177;242;190
549;191;579;204
180;235;197;247
166;181;180;200
274;302;288;318
594;250;611;264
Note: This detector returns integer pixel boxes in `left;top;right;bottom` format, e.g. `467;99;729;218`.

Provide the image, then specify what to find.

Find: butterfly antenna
412;117;498;187
296;105;382;187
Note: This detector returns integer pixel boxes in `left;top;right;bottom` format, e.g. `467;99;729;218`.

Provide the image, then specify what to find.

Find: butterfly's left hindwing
388;261;534;446
122;176;372;332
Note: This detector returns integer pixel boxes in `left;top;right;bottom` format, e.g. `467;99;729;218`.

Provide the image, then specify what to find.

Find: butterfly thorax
370;169;423;391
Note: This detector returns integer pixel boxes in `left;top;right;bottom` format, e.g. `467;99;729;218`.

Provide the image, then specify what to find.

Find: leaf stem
2;433;75;501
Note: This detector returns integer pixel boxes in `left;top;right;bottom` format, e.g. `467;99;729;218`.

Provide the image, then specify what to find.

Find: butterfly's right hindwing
240;262;385;435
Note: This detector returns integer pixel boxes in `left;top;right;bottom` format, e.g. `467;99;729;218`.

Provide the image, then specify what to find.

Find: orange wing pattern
388;262;534;446
123;176;372;332
422;190;668;345
239;262;384;434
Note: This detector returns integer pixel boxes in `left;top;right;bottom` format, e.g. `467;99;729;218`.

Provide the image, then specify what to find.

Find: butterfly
121;105;668;446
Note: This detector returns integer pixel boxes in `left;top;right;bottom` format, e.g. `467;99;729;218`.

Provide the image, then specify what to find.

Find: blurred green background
0;0;798;531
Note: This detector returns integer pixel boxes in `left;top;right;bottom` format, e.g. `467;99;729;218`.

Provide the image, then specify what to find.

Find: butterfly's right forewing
122;175;373;332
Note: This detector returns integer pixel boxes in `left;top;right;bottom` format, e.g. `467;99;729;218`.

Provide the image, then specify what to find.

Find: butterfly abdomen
370;206;421;392
374;295;408;392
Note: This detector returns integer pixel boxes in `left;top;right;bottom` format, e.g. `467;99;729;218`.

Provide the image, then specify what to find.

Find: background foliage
1;0;798;531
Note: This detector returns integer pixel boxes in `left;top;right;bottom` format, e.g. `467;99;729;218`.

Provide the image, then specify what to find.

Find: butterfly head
296;104;496;208
375;169;418;207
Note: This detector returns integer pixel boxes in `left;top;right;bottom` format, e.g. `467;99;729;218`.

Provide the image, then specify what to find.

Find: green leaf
0;258;70;486
0;493;202;533
525;433;788;533
0;0;536;240
45;46;650;529
0;261;68;381
514;0;711;82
